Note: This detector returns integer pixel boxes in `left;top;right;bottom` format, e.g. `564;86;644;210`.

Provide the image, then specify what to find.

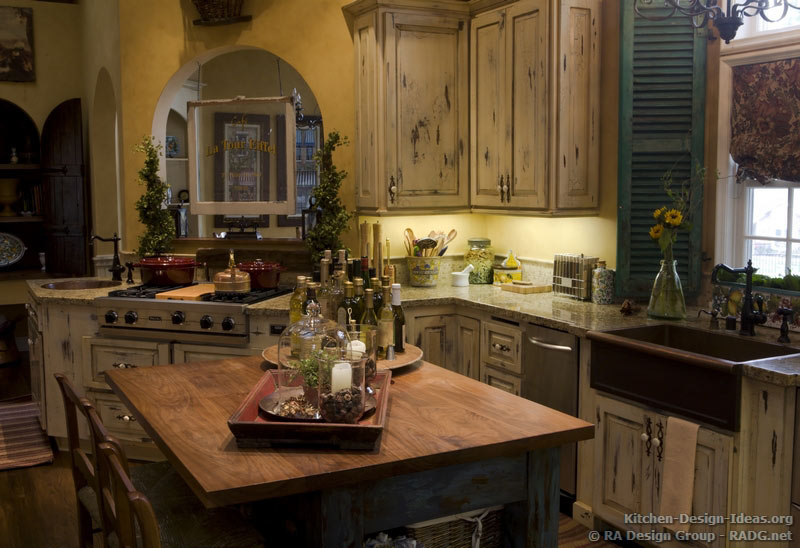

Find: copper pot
236;260;285;289
134;256;196;286
213;264;251;294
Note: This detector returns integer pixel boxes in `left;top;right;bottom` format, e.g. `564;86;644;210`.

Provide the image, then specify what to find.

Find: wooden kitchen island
106;357;593;547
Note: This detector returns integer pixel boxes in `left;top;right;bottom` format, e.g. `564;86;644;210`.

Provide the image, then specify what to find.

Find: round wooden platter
261;342;423;371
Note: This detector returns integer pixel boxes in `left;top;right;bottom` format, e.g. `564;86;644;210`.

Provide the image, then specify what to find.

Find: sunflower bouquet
648;164;704;262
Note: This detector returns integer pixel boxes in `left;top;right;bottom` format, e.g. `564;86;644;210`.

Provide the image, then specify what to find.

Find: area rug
0;401;53;471
559;514;617;548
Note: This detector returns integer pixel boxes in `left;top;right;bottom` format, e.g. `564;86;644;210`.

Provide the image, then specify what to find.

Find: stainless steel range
94;285;291;345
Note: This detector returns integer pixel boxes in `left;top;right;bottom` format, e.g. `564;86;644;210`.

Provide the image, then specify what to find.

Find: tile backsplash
389;254;554;287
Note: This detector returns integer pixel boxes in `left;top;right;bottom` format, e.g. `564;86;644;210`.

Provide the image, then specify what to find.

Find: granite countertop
27;278;800;386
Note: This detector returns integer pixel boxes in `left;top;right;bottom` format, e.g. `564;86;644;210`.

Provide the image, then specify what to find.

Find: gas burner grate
200;287;292;304
107;284;194;299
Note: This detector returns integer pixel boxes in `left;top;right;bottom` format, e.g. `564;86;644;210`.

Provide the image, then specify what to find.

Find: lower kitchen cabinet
593;394;731;547
82;336;170;390
172;343;260;363
480;364;521;396
407;307;481;380
90;391;150;443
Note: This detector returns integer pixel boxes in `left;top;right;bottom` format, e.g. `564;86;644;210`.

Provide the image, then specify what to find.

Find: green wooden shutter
616;0;706;297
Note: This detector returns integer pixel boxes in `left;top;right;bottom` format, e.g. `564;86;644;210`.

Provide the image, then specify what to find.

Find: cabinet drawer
481;363;522;397
172;343;258;364
481;320;522;374
91;392;150;443
82;337;169;389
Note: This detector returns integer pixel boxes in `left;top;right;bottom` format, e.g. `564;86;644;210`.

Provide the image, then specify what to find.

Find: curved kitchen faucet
711;260;767;336
89;233;124;282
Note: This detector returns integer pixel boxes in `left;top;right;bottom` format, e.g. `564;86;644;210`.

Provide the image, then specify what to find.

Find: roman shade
731;57;800;184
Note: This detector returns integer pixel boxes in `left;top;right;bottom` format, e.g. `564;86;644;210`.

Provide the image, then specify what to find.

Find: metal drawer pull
527;337;573;353
112;362;137;369
116;414;136;422
492;342;511;352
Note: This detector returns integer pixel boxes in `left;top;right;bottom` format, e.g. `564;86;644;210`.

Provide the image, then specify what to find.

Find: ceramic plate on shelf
0;232;26;267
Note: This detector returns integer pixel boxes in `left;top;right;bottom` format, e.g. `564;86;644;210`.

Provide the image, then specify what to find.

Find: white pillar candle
331;361;353;393
346;340;367;360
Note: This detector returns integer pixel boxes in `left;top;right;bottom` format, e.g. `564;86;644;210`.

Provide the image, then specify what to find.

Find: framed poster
0;7;35;82
187;96;295;216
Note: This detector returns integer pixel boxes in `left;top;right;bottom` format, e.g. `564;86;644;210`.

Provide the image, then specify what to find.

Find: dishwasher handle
527;336;573;353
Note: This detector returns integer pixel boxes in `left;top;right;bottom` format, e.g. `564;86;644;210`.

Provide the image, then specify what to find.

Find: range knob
171;311;186;325
200;315;214;329
221;317;236;331
105;310;118;324
124;311;138;325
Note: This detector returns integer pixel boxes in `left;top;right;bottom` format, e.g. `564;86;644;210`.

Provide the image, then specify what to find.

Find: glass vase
647;260;686;320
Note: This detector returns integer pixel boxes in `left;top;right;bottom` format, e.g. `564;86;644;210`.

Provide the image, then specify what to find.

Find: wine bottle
361;288;378;326
317;259;332;319
391;283;405;353
370;277;382;311
289;276;307;357
302;283;319;315
338;281;356;325
352;277;365;324
378;284;394;359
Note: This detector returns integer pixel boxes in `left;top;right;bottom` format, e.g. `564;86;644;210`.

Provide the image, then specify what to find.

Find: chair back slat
98;441;162;548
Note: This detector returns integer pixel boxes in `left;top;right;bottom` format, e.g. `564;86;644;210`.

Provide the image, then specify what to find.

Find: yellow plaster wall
0;0;82;131
117;0;357;253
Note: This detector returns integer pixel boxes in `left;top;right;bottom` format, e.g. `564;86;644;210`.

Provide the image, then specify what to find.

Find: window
743;181;800;277
732;7;800;41
292;120;322;217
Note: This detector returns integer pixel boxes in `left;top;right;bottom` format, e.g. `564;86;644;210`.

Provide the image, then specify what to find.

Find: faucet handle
698;309;720;329
777;307;793;343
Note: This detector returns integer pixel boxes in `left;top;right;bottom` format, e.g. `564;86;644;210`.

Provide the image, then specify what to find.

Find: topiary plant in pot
134;136;174;257
305;131;354;264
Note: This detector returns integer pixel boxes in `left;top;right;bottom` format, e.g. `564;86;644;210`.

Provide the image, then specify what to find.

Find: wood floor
0;448;83;548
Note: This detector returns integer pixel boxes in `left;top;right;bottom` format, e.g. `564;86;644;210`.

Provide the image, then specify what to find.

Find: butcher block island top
106;357;592;507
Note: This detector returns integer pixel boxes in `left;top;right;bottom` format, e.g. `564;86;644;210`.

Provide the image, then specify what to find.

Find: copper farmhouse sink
41;280;122;290
588;324;800;431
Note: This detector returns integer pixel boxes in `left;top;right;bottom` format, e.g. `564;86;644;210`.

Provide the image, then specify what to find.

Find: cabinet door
481;320;522;374
172;343;259;364
27;311;45;429
593;395;651;532
555;0;601;209
353;10;381;210
453;315;480;380
384;12;469;210
470;9;505;208
82;337;170;390
505;0;549;209
90;392;150;443
409;314;450;370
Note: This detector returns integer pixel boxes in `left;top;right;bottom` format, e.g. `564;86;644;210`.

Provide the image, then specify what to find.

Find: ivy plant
305;131;354;263
134;136;174;257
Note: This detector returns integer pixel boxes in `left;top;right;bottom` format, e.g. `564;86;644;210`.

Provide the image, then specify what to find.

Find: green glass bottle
391;283;406;353
337;281;356;325
361;288;378;326
352;277;365;324
317;259;332;319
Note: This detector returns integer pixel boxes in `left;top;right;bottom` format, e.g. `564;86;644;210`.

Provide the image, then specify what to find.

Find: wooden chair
54;372;102;548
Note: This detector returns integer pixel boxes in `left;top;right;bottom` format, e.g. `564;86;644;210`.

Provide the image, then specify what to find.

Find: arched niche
90;67;121;257
0;100;40;164
152;46;322;240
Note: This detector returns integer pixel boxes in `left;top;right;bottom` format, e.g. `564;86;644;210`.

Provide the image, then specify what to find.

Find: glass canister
465;238;493;284
591;261;615;305
317;325;372;424
276;302;347;420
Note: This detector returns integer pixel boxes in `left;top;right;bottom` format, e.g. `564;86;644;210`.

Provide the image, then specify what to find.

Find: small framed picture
165;136;179;158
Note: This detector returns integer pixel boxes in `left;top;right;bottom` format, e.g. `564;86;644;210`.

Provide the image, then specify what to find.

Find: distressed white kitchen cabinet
593;394;731;548
346;0;470;212
470;0;601;213
406;305;481;380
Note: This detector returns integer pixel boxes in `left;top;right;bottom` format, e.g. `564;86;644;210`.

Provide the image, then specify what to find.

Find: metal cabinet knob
492;342;510;352
116;414;136;422
112;362;136;369
640;432;649;442
652;437;661;448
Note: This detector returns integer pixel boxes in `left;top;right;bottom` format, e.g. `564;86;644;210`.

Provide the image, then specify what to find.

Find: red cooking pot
236;260;286;289
134;256;197;286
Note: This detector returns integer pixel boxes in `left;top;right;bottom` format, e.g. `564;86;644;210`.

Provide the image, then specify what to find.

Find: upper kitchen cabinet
346;0;470;212
470;0;601;213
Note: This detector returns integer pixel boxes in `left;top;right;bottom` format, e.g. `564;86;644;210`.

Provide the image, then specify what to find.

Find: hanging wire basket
192;0;244;22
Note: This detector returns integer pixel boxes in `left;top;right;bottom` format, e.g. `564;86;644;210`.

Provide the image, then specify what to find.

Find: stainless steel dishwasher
523;323;579;499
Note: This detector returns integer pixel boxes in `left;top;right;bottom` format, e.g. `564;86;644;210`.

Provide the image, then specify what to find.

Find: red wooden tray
228;370;392;450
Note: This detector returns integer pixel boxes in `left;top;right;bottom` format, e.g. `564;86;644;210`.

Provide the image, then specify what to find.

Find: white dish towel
659;416;699;533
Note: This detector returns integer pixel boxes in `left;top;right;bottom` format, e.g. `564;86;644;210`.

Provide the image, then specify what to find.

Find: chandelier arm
758;0;790;22
633;0;721;21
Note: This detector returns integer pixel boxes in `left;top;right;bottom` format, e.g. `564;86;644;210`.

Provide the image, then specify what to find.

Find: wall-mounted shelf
0;216;43;223
0;163;40;171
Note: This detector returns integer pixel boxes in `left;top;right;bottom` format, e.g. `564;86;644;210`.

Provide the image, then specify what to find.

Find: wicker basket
192;0;243;21
405;506;503;548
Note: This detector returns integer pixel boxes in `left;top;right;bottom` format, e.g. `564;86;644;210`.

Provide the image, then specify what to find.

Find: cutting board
154;284;215;301
500;282;551;294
